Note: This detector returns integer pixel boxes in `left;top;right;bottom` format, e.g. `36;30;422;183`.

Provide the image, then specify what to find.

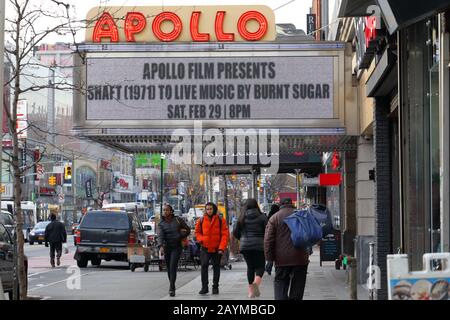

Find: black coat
157;216;191;249
45;221;67;243
233;209;267;252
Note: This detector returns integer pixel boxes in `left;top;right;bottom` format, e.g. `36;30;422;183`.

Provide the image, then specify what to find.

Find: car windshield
0;212;14;226
81;212;130;230
34;222;50;229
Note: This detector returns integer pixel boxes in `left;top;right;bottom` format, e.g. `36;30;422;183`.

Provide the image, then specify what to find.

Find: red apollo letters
92;10;268;42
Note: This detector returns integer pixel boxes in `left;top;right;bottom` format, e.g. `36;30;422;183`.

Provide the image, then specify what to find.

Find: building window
400;17;441;270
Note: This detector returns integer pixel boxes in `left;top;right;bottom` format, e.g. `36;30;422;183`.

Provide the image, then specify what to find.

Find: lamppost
160;153;165;219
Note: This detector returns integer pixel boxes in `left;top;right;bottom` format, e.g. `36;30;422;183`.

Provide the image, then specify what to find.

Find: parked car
28;221;51;245
74;210;146;268
142;221;156;246
0;223;28;300
0;210;15;237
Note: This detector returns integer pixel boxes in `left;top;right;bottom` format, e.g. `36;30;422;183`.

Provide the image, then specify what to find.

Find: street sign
36;164;44;179
58;193;65;204
53;166;65;174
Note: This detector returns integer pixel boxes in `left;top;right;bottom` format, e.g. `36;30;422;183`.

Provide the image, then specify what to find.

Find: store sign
85;179;93;198
100;160;111;170
86;6;276;43
306;14;316;35
319;173;342;186
39;187;56;195
16;100;28;139
302;176;320;186
355;16;380;70
113;172;134;192
86;55;335;122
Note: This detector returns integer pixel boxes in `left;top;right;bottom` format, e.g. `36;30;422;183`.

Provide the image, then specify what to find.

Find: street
24;236;200;300
20;239;366;300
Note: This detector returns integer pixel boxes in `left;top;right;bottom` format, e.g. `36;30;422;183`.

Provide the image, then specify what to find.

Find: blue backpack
283;209;323;249
308;205;334;237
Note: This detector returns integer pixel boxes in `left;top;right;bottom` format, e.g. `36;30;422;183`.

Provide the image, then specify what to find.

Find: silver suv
0;223;28;300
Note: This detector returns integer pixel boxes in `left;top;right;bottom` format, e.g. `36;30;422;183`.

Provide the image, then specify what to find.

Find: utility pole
160;153;165;219
295;169;301;209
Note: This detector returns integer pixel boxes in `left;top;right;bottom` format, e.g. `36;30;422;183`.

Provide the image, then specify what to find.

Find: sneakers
248;285;255;298
212;287;219;295
199;288;209;295
251;283;260;297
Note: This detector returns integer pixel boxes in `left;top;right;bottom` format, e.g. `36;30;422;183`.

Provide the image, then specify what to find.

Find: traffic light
49;176;56;186
199;173;205;186
257;179;260;189
64;165;72;180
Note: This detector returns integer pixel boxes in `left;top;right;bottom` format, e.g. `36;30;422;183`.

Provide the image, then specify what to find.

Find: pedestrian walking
264;198;310;300
195;202;229;295
157;204;191;297
264;203;280;275
232;199;267;298
44;213;67;268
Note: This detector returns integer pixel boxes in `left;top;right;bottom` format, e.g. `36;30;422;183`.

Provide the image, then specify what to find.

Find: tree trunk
10;62;27;299
11;105;27;300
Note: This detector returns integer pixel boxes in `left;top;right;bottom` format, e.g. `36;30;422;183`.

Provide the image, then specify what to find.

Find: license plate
38;236;44;240
99;247;110;253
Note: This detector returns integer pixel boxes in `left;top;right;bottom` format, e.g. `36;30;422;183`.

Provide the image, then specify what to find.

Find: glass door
428;19;441;253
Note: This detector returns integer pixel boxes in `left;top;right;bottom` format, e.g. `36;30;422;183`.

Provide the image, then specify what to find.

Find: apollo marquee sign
75;6;353;131
86;6;276;43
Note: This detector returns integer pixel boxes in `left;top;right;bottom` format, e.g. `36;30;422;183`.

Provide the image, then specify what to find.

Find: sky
5;0;312;44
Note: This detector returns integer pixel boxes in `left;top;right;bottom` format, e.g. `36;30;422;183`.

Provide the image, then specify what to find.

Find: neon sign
87;6;276;43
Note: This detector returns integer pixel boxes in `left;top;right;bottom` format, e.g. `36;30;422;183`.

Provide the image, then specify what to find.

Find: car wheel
130;264;136;272
91;258;101;266
38;242;42;245
29;241;34;245
77;255;88;268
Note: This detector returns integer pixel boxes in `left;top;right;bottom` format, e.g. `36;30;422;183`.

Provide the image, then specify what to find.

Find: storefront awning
338;0;376;17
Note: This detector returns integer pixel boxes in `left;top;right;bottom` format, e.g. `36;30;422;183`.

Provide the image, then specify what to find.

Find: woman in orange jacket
195;202;229;295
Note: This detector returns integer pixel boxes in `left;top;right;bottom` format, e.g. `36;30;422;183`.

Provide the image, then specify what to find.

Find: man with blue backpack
264;198;310;300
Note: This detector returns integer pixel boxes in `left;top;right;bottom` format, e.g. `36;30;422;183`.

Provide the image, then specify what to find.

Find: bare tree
2;0;84;300
266;174;289;202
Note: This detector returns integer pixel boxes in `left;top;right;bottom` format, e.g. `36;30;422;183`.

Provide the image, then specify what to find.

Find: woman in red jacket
195;202;229;295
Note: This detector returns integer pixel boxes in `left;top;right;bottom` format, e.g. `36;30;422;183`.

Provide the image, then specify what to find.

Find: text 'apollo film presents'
86;56;335;121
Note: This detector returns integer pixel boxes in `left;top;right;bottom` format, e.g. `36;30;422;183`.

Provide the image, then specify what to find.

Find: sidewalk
162;249;370;300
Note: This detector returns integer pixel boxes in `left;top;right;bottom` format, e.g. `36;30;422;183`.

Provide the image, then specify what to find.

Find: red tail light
128;231;136;244
75;229;81;245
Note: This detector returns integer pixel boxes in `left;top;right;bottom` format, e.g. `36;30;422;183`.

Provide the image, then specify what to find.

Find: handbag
283;209;322;248
176;218;190;248
63;243;69;254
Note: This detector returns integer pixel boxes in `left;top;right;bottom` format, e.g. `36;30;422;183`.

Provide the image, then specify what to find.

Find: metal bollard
347;256;358;300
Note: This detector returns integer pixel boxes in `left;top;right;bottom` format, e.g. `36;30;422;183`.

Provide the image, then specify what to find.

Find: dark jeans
49;242;62;261
164;247;182;290
274;265;308;300
242;250;265;284
200;249;221;289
